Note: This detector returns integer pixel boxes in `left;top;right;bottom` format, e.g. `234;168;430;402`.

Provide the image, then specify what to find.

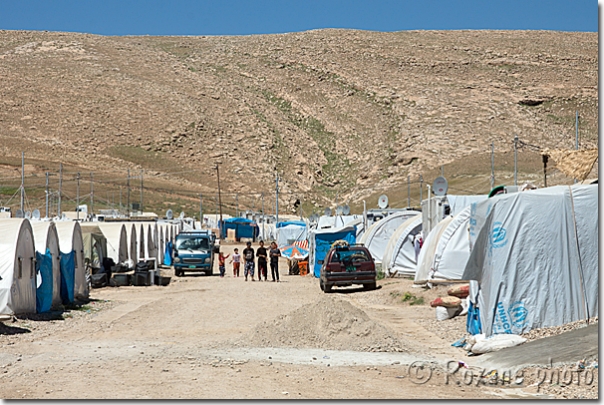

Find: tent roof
54;221;83;253
276;220;306;228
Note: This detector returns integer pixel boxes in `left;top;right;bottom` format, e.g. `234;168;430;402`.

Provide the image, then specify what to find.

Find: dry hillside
0;29;597;216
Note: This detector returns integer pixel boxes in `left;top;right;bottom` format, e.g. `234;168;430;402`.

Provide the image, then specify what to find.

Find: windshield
329;249;370;264
176;236;210;251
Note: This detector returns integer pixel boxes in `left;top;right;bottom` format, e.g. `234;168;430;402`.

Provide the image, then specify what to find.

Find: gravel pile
521;317;598;343
241;295;407;352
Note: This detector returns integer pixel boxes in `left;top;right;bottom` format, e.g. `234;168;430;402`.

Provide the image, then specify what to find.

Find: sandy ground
0;242;589;399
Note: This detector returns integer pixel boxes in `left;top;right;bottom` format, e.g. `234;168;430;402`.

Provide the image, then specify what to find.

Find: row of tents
0;219;183;317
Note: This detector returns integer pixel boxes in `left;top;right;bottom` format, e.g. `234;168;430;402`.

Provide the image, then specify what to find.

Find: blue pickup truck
173;231;215;276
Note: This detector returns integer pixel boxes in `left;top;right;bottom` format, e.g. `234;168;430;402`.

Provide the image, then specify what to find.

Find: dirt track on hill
0;242;579;399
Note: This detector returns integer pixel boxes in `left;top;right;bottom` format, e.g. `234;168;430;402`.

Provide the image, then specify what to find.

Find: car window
176;236;210;251
329;249;370;263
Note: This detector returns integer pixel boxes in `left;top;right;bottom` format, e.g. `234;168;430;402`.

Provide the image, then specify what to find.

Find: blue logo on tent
491;222;507;249
509;301;528;328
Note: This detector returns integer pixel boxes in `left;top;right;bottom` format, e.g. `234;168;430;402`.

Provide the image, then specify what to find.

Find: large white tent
414;216;453;283
359;210;421;265
381;214;423;277
31;221;62;310
55;221;88;302
316;215;362;230
462;184;598;336
96;222;129;265
276;223;307;248
0;219;37;316
125;223;138;264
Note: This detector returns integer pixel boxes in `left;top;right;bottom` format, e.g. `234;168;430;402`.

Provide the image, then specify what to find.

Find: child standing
231;248;241;277
218;252;230;278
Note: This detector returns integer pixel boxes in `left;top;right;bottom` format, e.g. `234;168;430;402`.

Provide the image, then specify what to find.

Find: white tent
143;222;158;262
462;184;598;336
31;221;62;309
316;215;362;230
0;219;37;316
137;223;146;262
359;210;421;265
125;223;138;264
447;195;488;216
414;216;453;283
258;223;277;243
276;224;307;248
381;214;423;277
55;221;88;301
96;222;129;265
157;224;165;265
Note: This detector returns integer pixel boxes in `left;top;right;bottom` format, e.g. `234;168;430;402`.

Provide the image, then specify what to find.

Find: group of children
217;240;282;282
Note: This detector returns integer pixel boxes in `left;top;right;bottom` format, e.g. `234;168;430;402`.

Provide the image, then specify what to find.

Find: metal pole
575;111;579;184
199;193;203;225
20;152;24;213
236;193;239;217
441;165;444;177
45;172;49;218
514;135;518;186
419;175;423;202
427;184;432;236
58;163;63;217
261;192;265;241
216;165;223;238
275;173;279;225
140;169;143;213
76;172;80;221
127;169;130;218
119;186;122;213
490;142;495;190
90;172;94;216
407;175;410;208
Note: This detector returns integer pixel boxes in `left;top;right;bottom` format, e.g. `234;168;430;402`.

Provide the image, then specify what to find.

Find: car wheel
175;270;183;277
319;279;325;291
364;282;377;291
324;283;332;293
205;270;212;276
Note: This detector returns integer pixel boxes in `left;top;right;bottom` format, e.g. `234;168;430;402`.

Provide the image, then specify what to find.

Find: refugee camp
0;2;598;400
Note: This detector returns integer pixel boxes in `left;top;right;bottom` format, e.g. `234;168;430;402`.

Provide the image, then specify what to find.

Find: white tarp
0;219;37;315
430;206;473;281
447;195;488;216
381;214;423;277
462;184;598;336
55;221;88;301
359;210;421;265
31;221;62;308
414;216;453;282
125;223;138;264
96;222;129;264
316;215;362;230
276;224;307;248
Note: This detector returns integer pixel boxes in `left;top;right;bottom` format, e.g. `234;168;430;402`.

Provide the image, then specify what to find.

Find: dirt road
0;243;554;399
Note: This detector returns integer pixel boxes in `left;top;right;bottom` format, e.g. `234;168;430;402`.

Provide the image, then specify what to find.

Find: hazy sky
0;0;597;36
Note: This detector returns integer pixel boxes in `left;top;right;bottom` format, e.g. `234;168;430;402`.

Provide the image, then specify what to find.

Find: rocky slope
0;29;597;215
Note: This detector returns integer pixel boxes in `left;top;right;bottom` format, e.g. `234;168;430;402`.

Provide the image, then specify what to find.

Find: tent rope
568;185;590;324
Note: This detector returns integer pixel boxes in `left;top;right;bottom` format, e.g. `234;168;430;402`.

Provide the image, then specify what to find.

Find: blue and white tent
31;221;62;312
55;221;87;303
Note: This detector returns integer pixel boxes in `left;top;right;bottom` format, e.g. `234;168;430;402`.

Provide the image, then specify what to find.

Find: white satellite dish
342;205;350;215
15;209;24;218
32;209;40;220
335;206;343;215
25;211;31;219
378;194;389;209
166;209;174;220
432;176;449;196
179;211;185;219
324;208;332;217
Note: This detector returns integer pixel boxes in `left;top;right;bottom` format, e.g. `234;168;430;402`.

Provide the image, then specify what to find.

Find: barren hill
0;29;597;216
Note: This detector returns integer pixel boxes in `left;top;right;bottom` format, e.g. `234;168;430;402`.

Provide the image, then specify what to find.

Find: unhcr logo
491;221;508;249
509;301;528;328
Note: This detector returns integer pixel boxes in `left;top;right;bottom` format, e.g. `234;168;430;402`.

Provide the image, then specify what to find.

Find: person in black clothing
269;241;281;282
256;240;268;281
242;241;255;281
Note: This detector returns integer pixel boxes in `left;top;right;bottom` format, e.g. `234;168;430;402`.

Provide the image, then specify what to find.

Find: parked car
319;244;377;293
173;231;214;276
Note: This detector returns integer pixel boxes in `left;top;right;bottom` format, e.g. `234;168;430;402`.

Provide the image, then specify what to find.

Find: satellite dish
61;213;67;220
32;209;40;220
378;194;389;209
179;211;185;219
324;208;332;217
335;206;343;215
432;176;449;196
166;209;173;220
25;211;31;219
15;209;24;218
342;205;350;215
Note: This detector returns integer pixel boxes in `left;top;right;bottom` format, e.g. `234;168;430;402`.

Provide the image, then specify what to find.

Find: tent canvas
31;221;62;310
276;224;307;248
55;221;88;302
308;225;357;278
81;227;108;272
414;216;453;282
0;219;37;316
316;215;362;230
429;206;473;281
221;217;258;241
97;222;129;265
359;210;421;265
462;184;598;336
381;214;422;277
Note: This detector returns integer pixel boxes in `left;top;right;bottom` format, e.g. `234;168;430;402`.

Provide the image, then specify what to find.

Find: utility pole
20;152;24;213
441;165;444;177
127;169;130;218
236;193;239;217
58;163;63;217
119;186;123;213
199;193;203;226
575;111;579;184
490;142;495;190
419;175;423;202
275;172;279;225
407;175;410;208
261;192;265;241
90;172;94;216
216;165;223;238
140;169;143;214
514;135;518;186
45;172;49;218
76;172;80;221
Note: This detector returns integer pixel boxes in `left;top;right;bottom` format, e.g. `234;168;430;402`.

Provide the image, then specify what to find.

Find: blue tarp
35;249;53;313
311;228;356;278
164;241;173;266
276;221;306;228
60;251;75;305
221;217;258;240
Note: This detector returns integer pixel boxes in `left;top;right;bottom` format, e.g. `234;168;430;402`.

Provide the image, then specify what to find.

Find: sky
0;0;597;36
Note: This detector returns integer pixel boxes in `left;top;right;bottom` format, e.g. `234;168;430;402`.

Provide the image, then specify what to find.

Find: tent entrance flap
60;251;75;305
35;248;53;313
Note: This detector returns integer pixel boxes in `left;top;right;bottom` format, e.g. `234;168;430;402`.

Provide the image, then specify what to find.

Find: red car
319;245;377;293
